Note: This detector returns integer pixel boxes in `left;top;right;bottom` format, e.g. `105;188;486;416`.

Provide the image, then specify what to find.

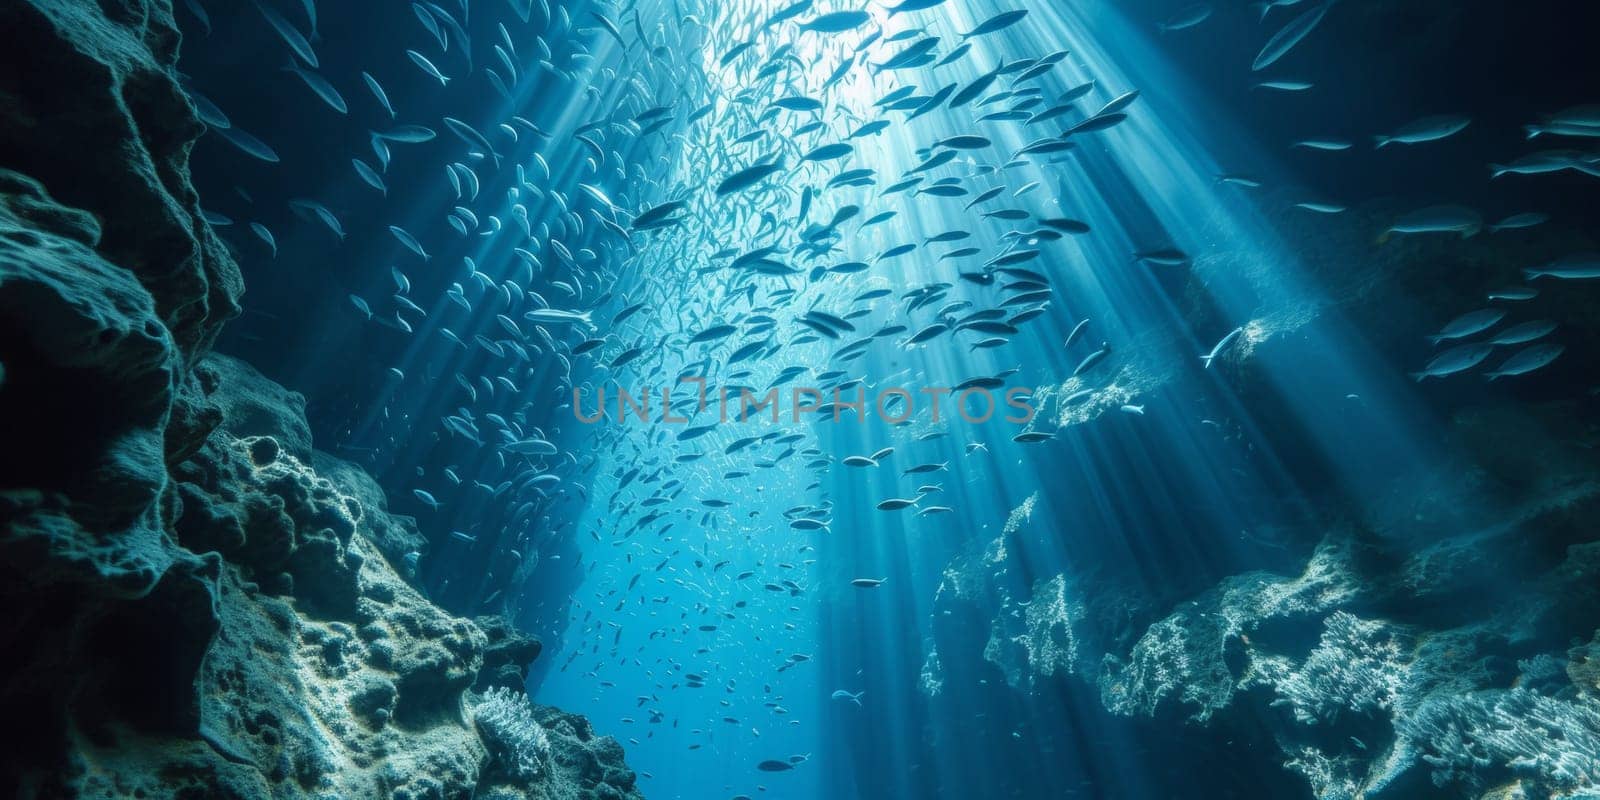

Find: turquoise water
182;0;1600;797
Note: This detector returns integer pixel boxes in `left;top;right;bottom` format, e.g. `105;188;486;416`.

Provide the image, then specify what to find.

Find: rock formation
0;2;640;798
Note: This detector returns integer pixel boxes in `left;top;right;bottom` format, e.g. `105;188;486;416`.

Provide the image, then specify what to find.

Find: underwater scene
2;0;1600;798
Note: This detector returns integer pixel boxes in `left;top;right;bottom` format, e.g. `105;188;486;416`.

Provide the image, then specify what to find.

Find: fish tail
1200;354;1214;368
1521;269;1542;281
1373;136;1390;149
1523;125;1542;140
1409;372;1427;382
1488;164;1507;179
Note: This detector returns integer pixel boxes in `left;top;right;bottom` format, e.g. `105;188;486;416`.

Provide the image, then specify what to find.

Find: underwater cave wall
0;2;639;798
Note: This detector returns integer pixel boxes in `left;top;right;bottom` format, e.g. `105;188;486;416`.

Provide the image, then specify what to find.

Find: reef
0;1;640;798
920;179;1600;798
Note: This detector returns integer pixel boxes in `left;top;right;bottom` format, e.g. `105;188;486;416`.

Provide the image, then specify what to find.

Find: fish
1487;320;1556;346
526;309;593;326
850;577;887;587
800;10;870;32
1523;252;1600;280
1254;80;1314;92
1386;205;1481;238
1292;139;1352;151
1159;3;1213;32
183;86;231;129
1252;0;1333;71
885;0;947;15
249;222;277;257
1411;343;1495;381
407;49;450;85
352;159;387;195
284;62;347;113
1136;248;1189;266
1429;309;1504;344
361;72;396;118
1487;287;1538;302
256;0;318;67
1202;326;1244;367
1489;150;1600;179
1524;105;1600;139
1073;342;1110;376
962;10;1028;38
389;225;431;260
1484;343;1564;379
376;124;436;143
1487;212;1549;233
215;126;280;162
717;161;785;196
1373;114;1470;148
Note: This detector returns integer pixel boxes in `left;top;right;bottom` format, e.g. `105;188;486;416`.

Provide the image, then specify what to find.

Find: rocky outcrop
926;447;1600;800
0;0;241;360
0;2;639;798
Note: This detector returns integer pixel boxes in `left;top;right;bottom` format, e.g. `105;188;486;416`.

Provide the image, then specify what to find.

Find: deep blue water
180;0;1600;797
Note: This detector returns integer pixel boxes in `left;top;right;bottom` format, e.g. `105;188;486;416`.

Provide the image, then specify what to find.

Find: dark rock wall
0;2;639;798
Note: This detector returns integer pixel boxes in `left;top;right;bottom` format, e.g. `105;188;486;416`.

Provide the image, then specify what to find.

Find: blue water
182;0;1600;797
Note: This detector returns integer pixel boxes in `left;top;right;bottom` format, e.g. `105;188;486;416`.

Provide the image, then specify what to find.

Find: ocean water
177;0;1600;798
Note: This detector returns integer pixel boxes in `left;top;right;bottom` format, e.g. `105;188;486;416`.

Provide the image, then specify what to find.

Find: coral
1273;612;1413;725
919;642;945;698
984;573;1086;691
1098;537;1360;721
1401;688;1600;796
531;705;644;800
474;688;552;781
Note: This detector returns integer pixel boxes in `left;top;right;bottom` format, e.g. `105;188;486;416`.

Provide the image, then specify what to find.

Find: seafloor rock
313;450;427;571
6;350;643;799
477;615;546;694
927;458;1600;799
201;354;314;462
